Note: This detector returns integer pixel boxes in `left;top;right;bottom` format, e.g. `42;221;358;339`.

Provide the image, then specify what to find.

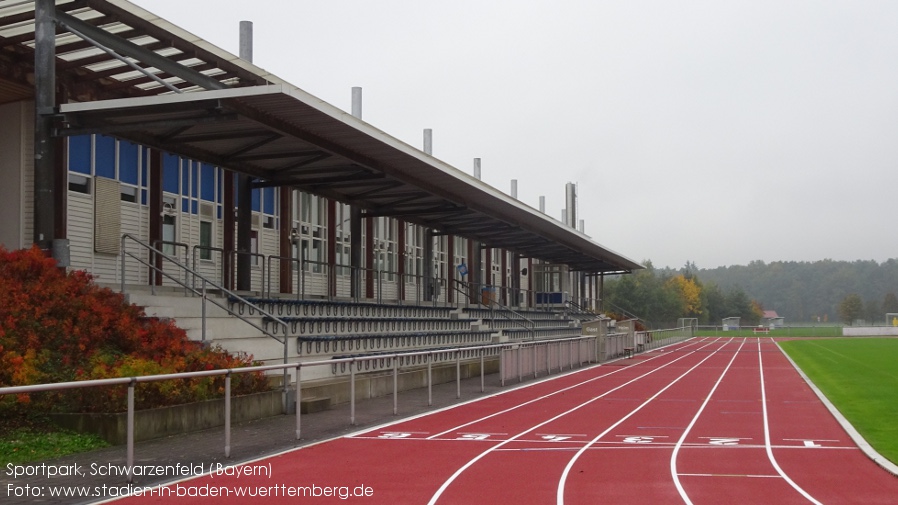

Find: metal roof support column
423;229;434;302
511;254;521;307
422;129;434;303
598;273;605;313
350;206;362;300
148;150;163;286
350;87;364;300
446;235;455;304
235;21;254;291
280;188;294;294
33;0;55;251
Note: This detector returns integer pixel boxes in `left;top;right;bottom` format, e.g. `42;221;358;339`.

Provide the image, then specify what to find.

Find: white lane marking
669;338;747;505
556;339;736;505
425;338;711;440
426;338;725;505
759;339;824;504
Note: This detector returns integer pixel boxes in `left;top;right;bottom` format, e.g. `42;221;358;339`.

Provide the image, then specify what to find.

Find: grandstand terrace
0;0;642;407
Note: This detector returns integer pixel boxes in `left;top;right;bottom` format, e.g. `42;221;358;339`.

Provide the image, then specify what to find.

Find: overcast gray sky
144;0;898;269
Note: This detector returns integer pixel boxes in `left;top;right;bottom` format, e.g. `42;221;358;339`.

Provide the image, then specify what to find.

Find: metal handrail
0;334;602;481
150;240;189;296
120;234;291;389
451;279;536;339
192;245;227;292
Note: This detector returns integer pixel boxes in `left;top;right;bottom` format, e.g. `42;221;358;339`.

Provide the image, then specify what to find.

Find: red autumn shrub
0;246;269;413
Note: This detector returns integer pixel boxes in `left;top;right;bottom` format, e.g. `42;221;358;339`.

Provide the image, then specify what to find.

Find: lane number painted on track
457;433;491;440
622;436;656;444
541;435;572;442
378;432;413;439
708;438;740;446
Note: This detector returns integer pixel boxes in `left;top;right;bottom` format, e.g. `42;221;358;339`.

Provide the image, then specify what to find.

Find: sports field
779;337;898;464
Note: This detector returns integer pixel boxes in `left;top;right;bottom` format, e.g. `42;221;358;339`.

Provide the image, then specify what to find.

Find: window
68;174;90;194
120;185;137;203
200;221;212;260
251;230;259;266
162;215;176;256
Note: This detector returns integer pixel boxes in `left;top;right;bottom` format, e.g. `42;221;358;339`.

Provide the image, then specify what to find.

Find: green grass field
779;338;898;465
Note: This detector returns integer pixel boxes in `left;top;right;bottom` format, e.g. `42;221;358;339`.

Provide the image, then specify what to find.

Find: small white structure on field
722;317;740;331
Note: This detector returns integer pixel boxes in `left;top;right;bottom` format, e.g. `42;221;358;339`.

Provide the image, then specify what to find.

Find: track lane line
555;339;738;505
427;338;725;505
759;339;823;504
668;338;747;504
424;337;713;440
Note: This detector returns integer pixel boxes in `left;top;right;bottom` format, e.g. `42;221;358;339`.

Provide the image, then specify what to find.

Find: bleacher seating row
482;318;573;329
231;296;454;319
329;344;499;374
265;317;471;335
461;307;561;321
502;327;583;339
296;330;495;355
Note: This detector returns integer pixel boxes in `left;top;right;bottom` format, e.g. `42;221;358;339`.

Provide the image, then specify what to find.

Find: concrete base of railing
49;390;284;445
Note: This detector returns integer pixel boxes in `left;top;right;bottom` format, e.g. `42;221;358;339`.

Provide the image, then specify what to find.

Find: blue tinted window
119;141;139;184
201;163;215;202
95;135;116;179
69;135;91;174
141;149;149;188
181;160;189;196
162;153;179;193
191;162;198;198
251;187;260;212
263;187;274;215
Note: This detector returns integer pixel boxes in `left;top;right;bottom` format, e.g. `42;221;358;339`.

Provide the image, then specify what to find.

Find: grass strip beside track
779;338;898;465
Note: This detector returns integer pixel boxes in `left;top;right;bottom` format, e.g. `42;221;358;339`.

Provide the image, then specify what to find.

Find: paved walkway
2;369;569;504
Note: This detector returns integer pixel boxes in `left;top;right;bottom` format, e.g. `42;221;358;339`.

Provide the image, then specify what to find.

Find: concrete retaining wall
50;390;284;445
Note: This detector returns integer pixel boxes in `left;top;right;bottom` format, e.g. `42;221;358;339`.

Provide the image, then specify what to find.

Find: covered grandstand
0;0;644;393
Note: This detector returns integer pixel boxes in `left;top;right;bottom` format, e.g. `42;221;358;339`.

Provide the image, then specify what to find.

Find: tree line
602;258;898;327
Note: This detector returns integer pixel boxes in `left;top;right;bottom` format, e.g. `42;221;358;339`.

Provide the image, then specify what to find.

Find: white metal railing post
224;371;231;457
480;349;485;393
295;364;302;440
126;378;135;483
201;279;207;342
427;352;433;406
350;360;356;425
456;350;461;399
532;343;537;379
392;356;398;415
500;348;506;387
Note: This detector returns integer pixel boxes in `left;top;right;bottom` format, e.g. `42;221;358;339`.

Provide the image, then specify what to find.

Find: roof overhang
60;84;642;273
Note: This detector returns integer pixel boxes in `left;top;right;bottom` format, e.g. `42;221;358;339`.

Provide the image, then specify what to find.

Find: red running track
112;337;898;504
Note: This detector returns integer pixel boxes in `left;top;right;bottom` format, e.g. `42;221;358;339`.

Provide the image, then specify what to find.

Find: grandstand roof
0;0;642;274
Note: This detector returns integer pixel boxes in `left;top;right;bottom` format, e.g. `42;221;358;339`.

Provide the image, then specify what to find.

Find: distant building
761;310;785;329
